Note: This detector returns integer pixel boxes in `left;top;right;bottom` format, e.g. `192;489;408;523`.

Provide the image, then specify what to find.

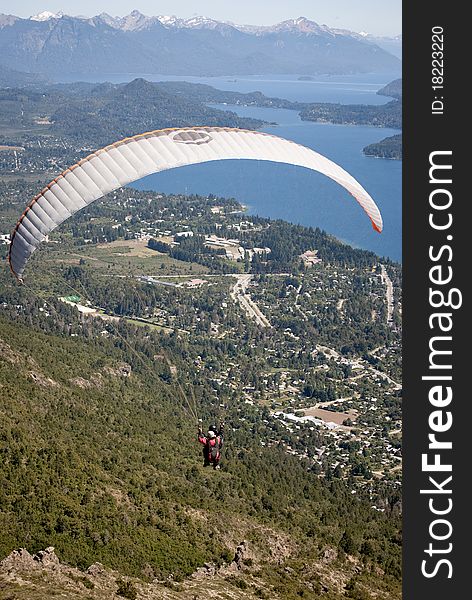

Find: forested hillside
0;311;401;599
0;188;402;599
0;61;402;596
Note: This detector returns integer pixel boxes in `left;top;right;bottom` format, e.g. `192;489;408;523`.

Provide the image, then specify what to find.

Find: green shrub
116;580;138;600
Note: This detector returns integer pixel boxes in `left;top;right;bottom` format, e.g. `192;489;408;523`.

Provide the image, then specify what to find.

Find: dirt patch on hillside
0;338;25;365
304;407;357;425
103;362;132;378
1;338;58;387
70;373;103;389
28;370;58;387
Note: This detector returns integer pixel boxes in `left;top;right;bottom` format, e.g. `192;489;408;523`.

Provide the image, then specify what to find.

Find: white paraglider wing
8;127;383;279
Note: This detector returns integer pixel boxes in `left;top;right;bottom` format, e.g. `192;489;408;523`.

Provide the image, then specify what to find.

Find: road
230;274;271;328
316;344;401;391
294;283;309;321
380;264;394;325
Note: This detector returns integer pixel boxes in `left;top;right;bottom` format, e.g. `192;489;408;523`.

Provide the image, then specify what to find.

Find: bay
132;102;401;261
57;72;398;105
62;72;401;261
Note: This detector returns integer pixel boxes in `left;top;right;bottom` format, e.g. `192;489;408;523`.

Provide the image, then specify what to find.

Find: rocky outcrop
0;546;263;599
0;548;37;571
104;362;132;377
29;370;58;387
70;373;103;388
0;547;60;573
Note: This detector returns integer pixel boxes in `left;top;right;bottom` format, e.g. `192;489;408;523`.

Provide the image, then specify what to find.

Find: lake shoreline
131;75;401;262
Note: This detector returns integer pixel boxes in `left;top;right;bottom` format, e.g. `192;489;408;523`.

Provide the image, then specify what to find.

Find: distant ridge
0;11;400;78
0;63;47;86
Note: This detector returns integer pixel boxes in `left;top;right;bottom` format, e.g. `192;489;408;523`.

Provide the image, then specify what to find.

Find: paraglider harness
198;423;224;468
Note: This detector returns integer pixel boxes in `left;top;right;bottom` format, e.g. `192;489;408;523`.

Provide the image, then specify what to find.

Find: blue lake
58;72;400;105
133;102;402;262
60;72;401;261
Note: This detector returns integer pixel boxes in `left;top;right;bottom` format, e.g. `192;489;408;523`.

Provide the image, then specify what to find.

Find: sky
7;1;401;36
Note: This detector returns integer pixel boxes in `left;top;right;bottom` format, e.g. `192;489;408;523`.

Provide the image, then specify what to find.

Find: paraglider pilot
198;420;224;469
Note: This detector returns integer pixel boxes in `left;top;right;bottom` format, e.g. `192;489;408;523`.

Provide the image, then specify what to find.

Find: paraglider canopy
8;126;383;280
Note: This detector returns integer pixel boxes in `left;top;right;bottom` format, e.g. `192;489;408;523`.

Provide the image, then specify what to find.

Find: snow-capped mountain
96;10;162;31
176;16;228;30
346;31;402;59
95;11;234;32
30;11;64;22
0;13;18;29
248;17;336;35
22;11;401;43
157;15;180;28
0;11;401;77
232;16;357;37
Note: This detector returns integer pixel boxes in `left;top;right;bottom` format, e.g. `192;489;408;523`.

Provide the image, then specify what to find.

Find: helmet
210;425;217;432
207;430;216;439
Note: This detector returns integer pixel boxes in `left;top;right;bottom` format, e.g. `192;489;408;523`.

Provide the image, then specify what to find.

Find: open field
96;238;156;258
43;239;209;277
303;406;358;425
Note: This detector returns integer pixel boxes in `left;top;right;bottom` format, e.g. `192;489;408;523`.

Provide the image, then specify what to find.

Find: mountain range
0;11;401;79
